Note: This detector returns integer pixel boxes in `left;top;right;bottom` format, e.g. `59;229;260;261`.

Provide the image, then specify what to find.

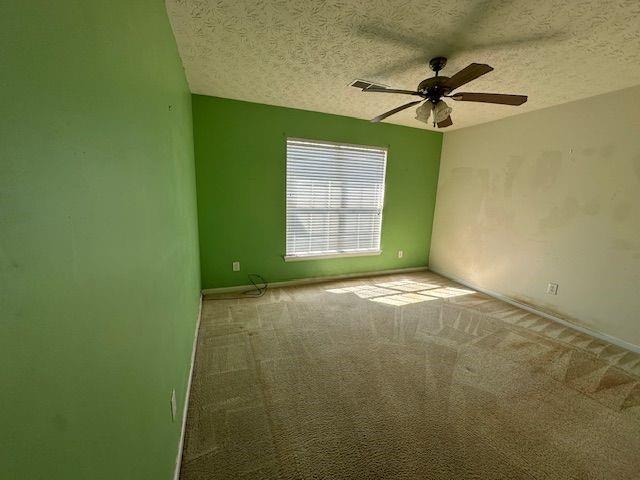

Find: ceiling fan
361;56;527;128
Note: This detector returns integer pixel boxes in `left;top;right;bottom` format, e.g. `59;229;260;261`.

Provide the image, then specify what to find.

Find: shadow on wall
327;279;474;306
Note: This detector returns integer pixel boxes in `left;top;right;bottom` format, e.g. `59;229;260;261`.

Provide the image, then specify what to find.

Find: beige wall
430;85;640;347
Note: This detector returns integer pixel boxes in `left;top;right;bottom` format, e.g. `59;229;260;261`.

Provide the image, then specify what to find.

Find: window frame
283;137;388;262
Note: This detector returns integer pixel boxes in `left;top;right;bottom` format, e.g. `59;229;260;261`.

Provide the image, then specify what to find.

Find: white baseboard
173;294;203;480
430;267;640;354
202;266;428;295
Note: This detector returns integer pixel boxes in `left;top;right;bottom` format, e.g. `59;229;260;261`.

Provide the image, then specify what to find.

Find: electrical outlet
170;389;177;421
546;282;559;295
232;261;240;272
397;250;404;259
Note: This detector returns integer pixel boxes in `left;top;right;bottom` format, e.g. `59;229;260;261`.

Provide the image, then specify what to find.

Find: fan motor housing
418;76;452;102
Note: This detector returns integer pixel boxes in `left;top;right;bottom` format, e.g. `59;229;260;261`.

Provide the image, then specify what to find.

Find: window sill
283;250;382;262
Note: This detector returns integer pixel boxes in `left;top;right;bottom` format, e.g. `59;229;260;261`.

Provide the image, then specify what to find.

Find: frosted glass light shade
433;100;452;123
415;102;432;124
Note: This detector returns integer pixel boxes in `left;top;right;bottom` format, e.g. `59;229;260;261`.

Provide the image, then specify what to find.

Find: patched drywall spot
489;171;501;197
581;197;601;216
440;167;491;255
531;151;561;191
483;202;515;229
538;194;604;232
539;196;579;232
457;168;490;225
612;201;632;223
504;155;525;198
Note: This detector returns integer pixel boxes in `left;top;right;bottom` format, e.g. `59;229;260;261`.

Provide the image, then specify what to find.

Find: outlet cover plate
232;261;240;272
546;282;559;295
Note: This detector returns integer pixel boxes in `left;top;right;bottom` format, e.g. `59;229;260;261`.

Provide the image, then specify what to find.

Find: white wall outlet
232;261;240;272
397;250;403;259
170;389;177;422
546;282;559;295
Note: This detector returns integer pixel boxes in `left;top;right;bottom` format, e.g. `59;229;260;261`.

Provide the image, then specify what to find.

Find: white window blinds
285;138;387;260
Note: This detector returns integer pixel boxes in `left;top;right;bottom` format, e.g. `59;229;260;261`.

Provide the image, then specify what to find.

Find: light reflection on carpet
327;280;475;305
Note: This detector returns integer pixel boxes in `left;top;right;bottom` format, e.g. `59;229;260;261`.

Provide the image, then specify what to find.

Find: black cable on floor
207;273;268;300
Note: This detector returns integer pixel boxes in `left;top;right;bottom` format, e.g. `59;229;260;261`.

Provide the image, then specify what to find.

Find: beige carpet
180;271;640;480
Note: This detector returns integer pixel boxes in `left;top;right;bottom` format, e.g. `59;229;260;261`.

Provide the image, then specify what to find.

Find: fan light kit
414;102;432;123
359;56;528;128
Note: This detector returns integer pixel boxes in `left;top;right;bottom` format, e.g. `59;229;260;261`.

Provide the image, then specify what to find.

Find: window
285;138;387;261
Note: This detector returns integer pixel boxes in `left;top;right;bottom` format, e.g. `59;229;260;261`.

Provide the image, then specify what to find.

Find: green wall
193;95;442;289
0;2;200;479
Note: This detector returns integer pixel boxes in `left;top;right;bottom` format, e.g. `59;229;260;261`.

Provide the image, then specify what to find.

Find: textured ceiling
166;0;640;131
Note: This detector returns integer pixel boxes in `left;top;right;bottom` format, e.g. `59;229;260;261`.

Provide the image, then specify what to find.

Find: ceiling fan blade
364;86;423;96
444;63;493;91
371;100;423;123
449;92;527;105
437;115;453;128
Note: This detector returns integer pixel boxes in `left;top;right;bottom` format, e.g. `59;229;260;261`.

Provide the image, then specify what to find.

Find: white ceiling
166;0;640;131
